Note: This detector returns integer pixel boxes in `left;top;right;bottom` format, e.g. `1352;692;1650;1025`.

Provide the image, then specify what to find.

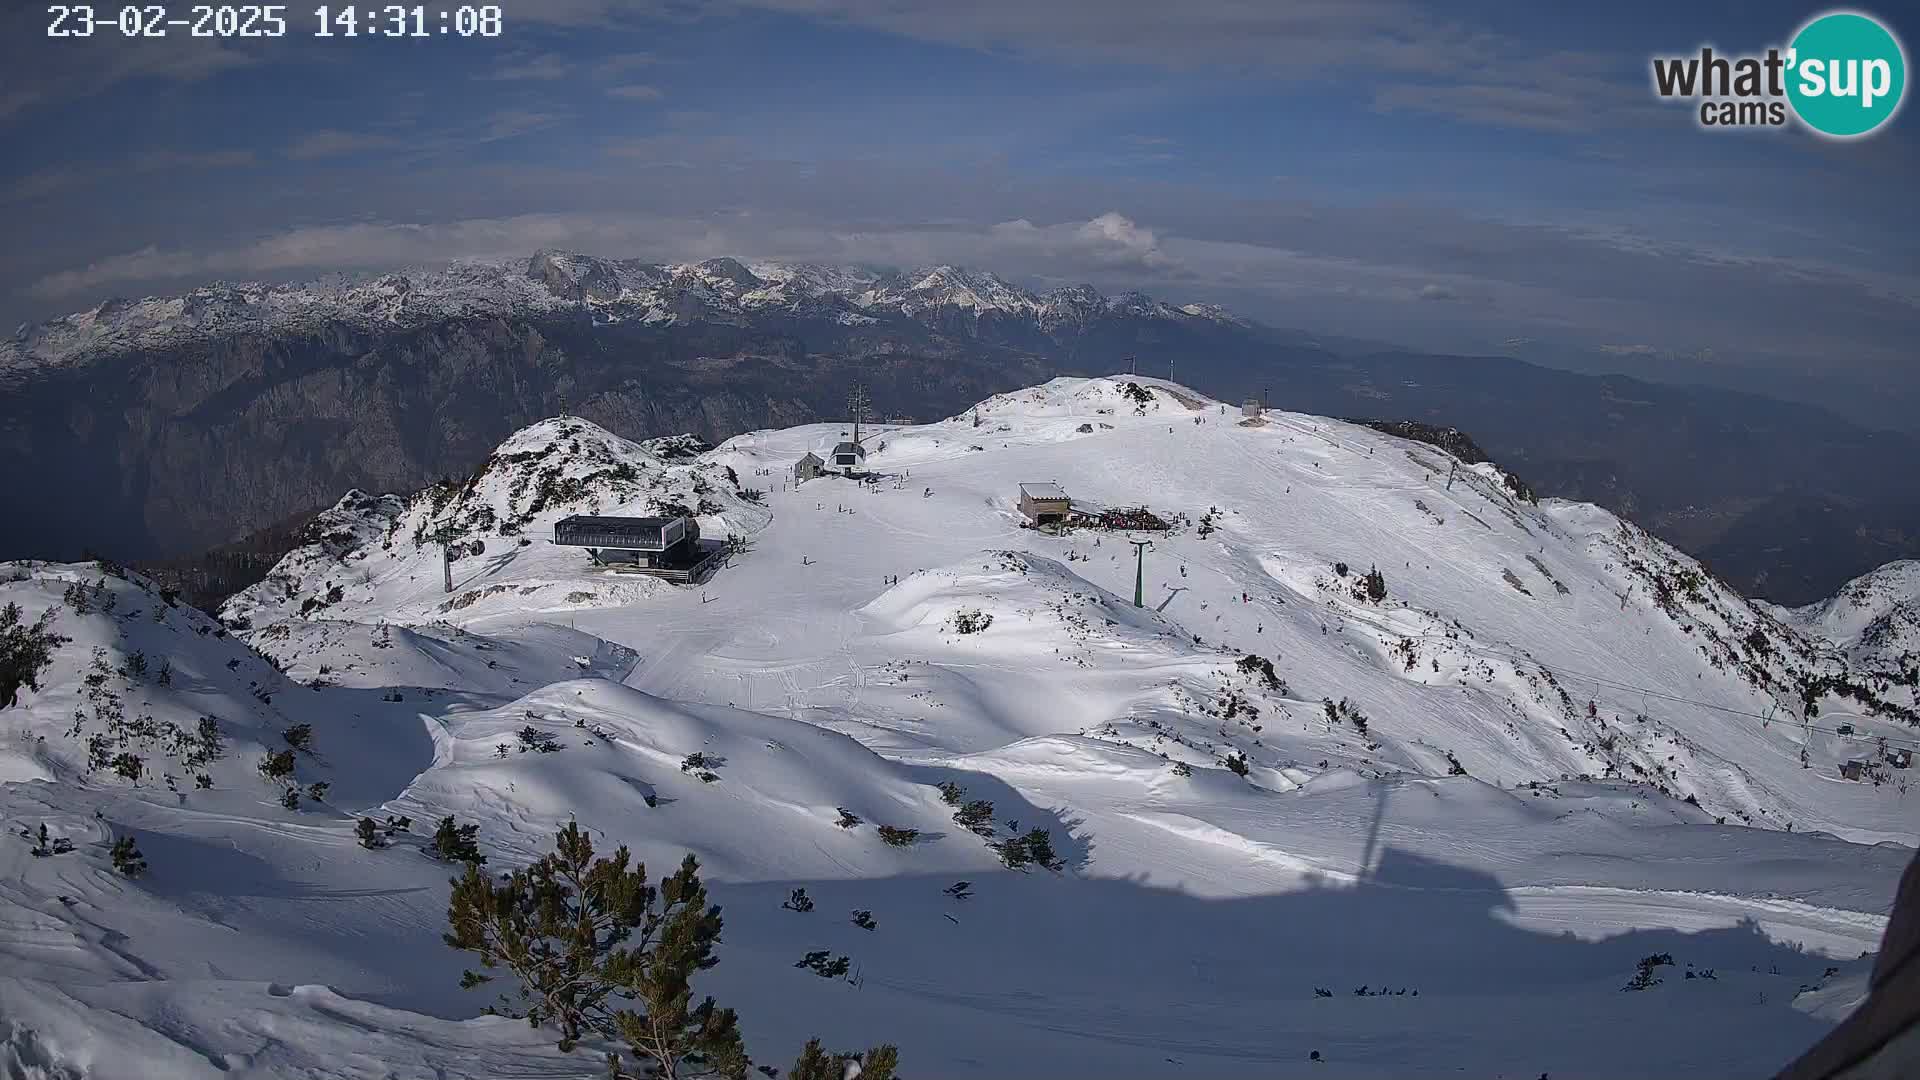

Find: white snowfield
2;375;1915;1079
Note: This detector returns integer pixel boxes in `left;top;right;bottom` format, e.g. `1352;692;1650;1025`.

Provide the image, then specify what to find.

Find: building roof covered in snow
1019;482;1068;501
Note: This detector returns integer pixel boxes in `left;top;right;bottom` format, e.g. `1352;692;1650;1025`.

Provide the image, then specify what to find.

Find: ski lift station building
1019;482;1073;525
831;440;867;472
551;514;724;583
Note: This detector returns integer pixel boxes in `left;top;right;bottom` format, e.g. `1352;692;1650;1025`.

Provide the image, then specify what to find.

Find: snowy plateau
1;376;1915;1079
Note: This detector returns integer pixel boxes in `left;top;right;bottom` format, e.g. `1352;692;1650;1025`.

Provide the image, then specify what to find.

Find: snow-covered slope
2;375;1915;1079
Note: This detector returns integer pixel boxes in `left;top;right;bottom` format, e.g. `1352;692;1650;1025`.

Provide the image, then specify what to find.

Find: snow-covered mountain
1777;560;1920;671
3;375;1910;1078
1;253;1241;376
10;251;1919;619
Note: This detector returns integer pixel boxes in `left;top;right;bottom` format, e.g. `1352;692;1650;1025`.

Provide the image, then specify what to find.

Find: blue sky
2;0;1914;408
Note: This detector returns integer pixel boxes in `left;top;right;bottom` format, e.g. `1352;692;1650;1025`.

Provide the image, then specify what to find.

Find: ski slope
1;376;1914;1078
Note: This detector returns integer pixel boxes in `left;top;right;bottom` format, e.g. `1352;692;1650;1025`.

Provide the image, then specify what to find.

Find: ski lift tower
1128;535;1154;608
846;383;871;445
423;525;459;593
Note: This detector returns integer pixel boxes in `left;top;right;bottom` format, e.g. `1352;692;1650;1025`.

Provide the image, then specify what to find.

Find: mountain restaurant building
1018;482;1072;525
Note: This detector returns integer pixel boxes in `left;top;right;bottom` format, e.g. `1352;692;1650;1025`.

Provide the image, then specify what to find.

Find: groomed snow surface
3;376;1916;1079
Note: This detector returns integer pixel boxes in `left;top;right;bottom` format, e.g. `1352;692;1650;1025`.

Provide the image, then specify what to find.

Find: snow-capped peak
2;253;1247;376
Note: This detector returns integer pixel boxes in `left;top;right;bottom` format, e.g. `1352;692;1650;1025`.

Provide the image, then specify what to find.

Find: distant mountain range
4;250;1916;605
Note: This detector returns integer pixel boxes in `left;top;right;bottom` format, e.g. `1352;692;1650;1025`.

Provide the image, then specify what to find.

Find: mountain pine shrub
428;816;485;863
0;602;67;710
110;837;147;876
445;822;769;1078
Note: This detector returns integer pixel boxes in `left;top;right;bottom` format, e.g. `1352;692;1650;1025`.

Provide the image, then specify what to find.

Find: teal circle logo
1787;11;1907;137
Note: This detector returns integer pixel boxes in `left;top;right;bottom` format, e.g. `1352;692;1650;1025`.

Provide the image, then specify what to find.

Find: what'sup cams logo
1651;10;1906;137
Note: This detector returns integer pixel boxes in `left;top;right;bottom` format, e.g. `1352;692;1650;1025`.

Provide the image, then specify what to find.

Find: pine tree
444;821;749;1078
1363;566;1387;603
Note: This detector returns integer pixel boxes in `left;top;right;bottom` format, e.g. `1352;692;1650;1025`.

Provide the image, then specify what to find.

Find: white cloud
606;85;665;100
1074;212;1168;266
978;212;1172;270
